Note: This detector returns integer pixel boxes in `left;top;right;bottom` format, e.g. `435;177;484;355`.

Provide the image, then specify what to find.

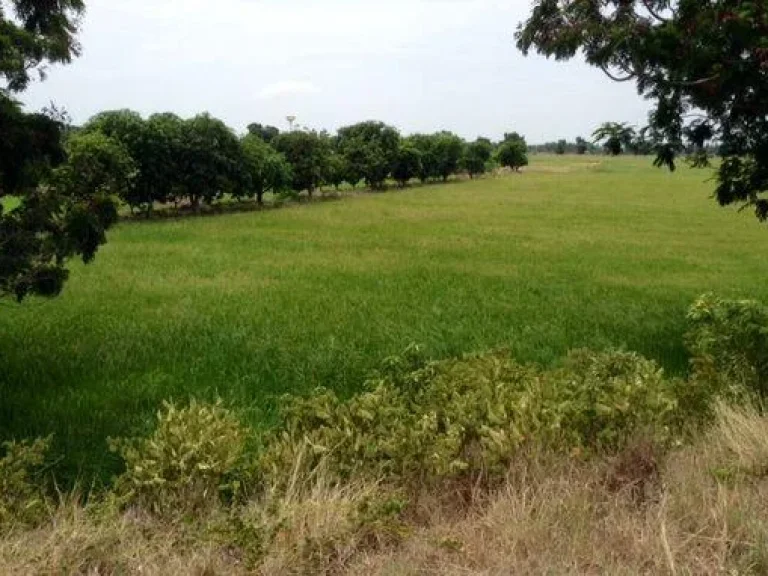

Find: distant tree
53;132;136;202
323;152;347;190
575;137;589;155
407;134;440;182
462;138;493;178
497;141;529;172
503;132;527;147
246;123;280;144
337;121;400;190
82;110;155;212
143;113;186;210
177;113;243;209
239;134;292;204
554;139;567;155
433;132;465;181
517;0;768;222
272;130;330;197
592;122;635;156
392;144;423;187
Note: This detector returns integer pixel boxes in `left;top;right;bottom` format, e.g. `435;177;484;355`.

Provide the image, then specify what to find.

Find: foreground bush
0;437;51;530
3;292;768;570
686;293;768;399
108;399;250;514
5;403;768;574
261;349;695;491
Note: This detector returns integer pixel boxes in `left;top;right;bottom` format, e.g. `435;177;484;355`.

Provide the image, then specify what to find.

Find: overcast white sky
20;0;651;142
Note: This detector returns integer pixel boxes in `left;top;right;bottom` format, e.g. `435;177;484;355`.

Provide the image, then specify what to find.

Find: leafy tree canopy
272;130;330;196
323;152;347;190
432;131;465;181
337;121;400;189
497;140;529;172
392;144;423;187
240;133;292;203
0;0;122;301
246;123;280;144
176;113;243;208
517;0;768;221
592;122;636;156
0;0;84;93
575;136;589;155
406;134;440;182
462;138;494;178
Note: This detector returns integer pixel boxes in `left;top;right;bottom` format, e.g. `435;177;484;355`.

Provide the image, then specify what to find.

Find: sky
20;0;651;143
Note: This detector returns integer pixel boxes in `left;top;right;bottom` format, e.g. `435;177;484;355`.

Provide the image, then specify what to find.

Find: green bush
260;348;686;489
109;399;251;513
686;293;768;399
553;349;680;449
0;436;51;529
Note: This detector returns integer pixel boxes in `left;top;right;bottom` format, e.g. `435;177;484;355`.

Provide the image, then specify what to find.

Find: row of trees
59;113;531;217
530;137;597;155
532;126;657;156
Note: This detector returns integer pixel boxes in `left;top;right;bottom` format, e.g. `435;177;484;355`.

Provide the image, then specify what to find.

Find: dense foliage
261;348;684;488
686;293;768;400
517;0;768;222
462;138;494;178
336;121;400;190
0;0;84;93
0;0;122;302
497;140;529;171
592;122;637;156
57;109;535;214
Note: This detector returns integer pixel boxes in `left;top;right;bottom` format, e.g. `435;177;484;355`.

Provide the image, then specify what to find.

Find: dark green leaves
517;0;768;223
0;0;84;92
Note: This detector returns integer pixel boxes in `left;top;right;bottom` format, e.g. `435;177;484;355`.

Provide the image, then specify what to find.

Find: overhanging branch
600;64;636;82
640;0;669;23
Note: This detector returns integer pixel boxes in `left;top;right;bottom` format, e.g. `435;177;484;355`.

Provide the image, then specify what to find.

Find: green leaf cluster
109;399;250;514
0;437;51;529
686;293;768;400
260;348;689;489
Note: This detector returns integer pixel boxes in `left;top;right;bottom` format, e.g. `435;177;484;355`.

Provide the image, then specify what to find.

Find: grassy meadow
2;154;767;482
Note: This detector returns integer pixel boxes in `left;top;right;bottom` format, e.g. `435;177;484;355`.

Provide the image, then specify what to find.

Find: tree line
52;111;532;218
1;98;529;300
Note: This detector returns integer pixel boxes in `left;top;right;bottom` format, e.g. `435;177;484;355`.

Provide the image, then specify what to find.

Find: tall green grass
1;155;766;482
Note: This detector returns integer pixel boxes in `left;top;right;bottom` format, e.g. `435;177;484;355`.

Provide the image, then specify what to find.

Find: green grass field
2;155;766;482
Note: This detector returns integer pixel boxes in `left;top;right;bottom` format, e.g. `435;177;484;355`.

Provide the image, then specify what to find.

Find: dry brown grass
349;404;768;576
4;403;768;575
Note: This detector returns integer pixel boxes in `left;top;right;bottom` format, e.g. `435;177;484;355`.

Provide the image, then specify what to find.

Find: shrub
260;347;685;490
109;399;251;513
686;293;768;399
553;349;680;449
0;437;51;529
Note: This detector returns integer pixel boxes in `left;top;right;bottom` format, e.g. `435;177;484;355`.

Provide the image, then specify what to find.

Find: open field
2;154;767;482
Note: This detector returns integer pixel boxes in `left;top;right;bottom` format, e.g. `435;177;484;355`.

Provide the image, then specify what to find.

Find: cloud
259;80;320;99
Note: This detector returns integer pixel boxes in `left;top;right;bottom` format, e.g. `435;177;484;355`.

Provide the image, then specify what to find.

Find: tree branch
600;64;636;82
641;0;669;23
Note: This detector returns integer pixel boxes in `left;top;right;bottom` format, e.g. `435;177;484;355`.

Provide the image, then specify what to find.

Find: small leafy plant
686;293;768;400
109;399;251;513
0;436;51;529
260;347;688;490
